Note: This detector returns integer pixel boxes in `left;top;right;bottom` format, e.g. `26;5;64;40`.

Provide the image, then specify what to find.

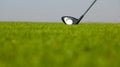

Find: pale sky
0;0;120;22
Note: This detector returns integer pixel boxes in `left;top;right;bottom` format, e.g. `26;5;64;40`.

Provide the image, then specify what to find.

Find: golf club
61;0;97;25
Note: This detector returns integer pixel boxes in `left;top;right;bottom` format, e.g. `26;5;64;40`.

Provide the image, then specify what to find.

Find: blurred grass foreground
0;22;120;67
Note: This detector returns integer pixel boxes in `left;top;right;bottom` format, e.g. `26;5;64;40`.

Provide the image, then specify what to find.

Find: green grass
0;22;120;67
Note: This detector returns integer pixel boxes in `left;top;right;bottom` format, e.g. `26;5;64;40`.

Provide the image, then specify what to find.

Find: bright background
0;0;120;22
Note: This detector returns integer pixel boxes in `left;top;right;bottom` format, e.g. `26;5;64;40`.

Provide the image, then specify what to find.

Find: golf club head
61;16;78;25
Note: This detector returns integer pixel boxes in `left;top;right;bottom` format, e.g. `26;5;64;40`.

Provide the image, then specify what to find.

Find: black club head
61;16;78;25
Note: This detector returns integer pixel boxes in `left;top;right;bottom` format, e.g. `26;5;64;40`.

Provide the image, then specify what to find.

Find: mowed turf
0;22;120;67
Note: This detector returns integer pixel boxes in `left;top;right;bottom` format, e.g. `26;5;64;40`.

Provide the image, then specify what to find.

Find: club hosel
76;15;84;24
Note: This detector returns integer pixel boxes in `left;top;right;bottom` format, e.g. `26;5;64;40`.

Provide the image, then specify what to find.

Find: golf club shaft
83;0;97;16
77;0;97;24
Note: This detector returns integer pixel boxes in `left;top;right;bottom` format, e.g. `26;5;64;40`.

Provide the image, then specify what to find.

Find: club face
61;16;78;25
